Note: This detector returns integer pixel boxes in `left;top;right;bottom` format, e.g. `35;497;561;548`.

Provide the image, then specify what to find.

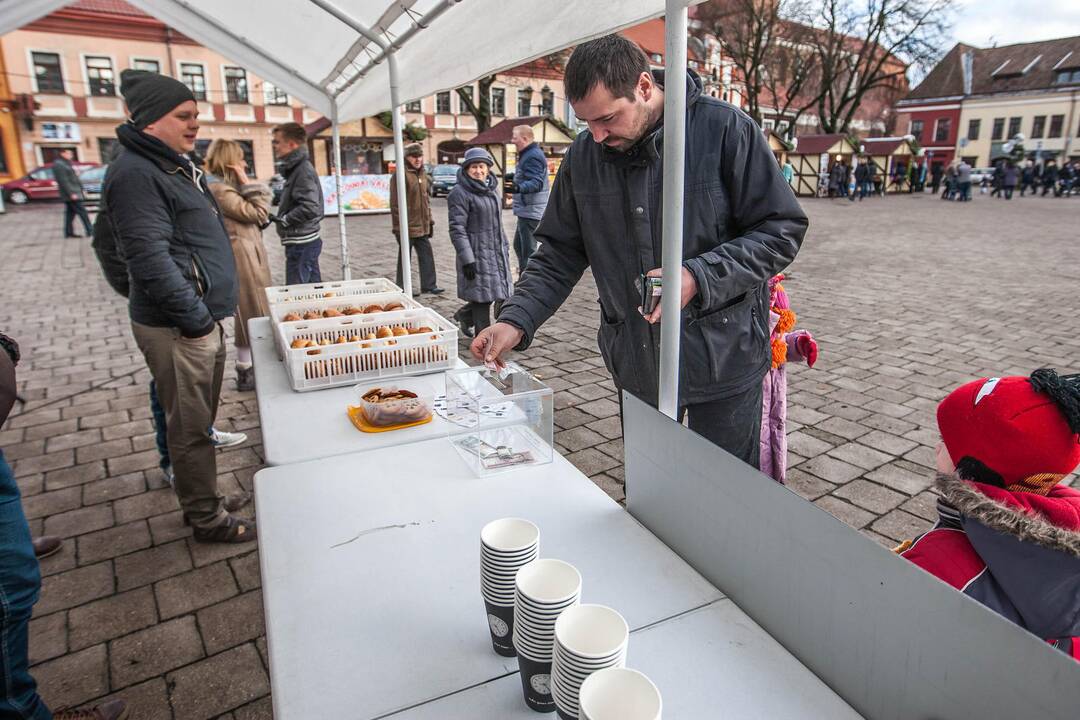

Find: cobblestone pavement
1;190;1077;717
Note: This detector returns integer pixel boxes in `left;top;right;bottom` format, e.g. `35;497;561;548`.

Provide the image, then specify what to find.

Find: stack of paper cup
481;518;540;657
550;605;629;720
578;667;662;720
513;558;582;712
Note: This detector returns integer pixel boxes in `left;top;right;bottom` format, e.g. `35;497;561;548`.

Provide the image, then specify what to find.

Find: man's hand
462;263;477;281
640;267;698;324
70;193;79;201
470;322;524;370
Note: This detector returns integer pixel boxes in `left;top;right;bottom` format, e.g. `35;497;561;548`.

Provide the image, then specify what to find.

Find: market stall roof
789;133;856;156
860;137;915;156
5;0;667;121
466;116;573;146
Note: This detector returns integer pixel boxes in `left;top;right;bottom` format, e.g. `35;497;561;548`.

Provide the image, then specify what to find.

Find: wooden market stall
859;137;917;193
766;129;792;165
787;133;859;197
465;115;572;179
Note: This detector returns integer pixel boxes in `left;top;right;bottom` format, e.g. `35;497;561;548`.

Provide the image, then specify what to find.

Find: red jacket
901;473;1080;660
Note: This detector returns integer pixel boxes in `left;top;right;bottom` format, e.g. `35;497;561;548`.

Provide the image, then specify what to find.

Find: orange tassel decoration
774;308;797;335
771;337;788;369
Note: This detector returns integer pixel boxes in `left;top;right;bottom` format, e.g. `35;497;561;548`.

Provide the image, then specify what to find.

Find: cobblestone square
1;191;1077;717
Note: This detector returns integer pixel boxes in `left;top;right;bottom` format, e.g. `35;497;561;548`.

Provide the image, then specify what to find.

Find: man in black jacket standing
271;122;324;284
104;70;253;543
472;35;807;467
53;148;93;238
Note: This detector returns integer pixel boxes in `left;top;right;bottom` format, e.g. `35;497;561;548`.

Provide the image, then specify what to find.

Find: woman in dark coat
447;147;513;337
1002;162;1019;200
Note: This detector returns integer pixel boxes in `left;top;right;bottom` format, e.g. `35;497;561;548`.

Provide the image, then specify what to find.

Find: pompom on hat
937;369;1080;492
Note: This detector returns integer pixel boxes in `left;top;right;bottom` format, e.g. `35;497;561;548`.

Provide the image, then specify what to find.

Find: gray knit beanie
120;69;197;129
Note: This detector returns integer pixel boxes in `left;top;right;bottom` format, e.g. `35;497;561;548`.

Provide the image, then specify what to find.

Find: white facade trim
895;103;961;112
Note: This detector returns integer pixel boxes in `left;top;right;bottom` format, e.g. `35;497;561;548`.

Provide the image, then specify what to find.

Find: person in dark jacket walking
1020;162;1036;196
899;370;1080;662
447;148;513;336
930;162;944;195
391;143;442;295
270;122;324;284
1002;161;1018;199
510;125;550;272
853;158;872;200
471;35;807;467
104;69;254;543
1041;160;1060;197
53;148;93;237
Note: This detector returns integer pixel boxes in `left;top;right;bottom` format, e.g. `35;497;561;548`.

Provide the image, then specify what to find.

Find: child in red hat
899;369;1080;660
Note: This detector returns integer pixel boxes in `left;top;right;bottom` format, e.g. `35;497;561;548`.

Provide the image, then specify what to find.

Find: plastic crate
279;308;458;392
264;278;402;306
268;291;423;358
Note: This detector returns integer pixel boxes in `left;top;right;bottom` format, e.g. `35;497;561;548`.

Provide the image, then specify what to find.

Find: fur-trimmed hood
936;473;1080;558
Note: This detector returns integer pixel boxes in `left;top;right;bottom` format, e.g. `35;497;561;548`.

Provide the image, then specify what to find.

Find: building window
967;118;980;141
180;63;207;101
1007;116;1021;138
436;91;451;114
132;58;159;73
1031;115;1046;139
909;119;923;141
933;118;951;143
1048;114;1064;138
85;56;115;96
458;85;474;113
263;82;288;105
491;87;505;116
1054;69;1080;84
98;137;120;163
224;66;248;103
32;52;64;93
517;87;533;116
991;117;1005;140
540;85;554;116
405;100;422;112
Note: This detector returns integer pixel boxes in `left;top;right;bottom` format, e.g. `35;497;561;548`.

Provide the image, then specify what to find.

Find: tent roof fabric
4;0;668;121
466;116;572;146
790;134;850;155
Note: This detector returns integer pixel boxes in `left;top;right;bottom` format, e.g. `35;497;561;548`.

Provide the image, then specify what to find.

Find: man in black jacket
104;70;253;543
472;35;807;467
271;122;324;284
53;148;93;238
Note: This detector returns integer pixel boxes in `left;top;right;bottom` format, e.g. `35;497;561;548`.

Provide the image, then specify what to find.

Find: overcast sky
949;0;1080;48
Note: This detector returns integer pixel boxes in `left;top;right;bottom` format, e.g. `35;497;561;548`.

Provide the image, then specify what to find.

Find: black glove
268;212;285;227
509;182;520;194
462;263;477;281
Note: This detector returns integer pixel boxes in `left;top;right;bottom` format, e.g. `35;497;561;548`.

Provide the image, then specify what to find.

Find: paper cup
482;518;540;554
578;668;661;720
517;653;556;713
516;559;581;606
554;605;629;660
484;599;517;657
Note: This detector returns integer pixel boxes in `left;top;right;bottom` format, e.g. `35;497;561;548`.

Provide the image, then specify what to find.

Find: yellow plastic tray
346;405;433;433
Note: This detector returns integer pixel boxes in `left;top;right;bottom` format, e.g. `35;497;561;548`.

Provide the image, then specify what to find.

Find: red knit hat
937;370;1080;489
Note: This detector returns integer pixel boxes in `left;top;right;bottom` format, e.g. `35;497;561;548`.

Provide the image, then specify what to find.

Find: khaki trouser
132;321;226;528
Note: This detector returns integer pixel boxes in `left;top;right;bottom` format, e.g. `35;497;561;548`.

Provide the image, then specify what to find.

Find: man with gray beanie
102;69;254;543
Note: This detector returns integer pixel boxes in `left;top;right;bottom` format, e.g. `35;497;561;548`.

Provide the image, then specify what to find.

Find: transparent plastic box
444;363;554;476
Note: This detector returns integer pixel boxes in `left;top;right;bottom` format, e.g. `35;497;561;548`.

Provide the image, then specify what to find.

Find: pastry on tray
358;387;432;426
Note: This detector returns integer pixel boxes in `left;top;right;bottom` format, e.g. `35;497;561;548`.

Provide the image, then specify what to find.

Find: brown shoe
32;535;63;559
53;698;128;720
192;514;257;544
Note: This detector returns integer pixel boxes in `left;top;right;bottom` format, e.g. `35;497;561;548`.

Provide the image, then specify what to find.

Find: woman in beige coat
206;139;272;391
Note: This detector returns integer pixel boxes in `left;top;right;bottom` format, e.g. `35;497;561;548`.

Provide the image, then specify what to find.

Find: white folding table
248;316;469;465
254;438;859;719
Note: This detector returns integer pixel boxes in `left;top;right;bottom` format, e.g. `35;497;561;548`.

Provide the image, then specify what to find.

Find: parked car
78;165;108;210
2;161;98;204
269;173;285;205
430;164;460;197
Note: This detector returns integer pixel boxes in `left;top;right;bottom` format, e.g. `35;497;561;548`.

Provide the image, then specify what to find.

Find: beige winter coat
209;180;272;348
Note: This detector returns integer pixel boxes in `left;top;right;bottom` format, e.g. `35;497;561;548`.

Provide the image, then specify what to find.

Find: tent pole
330;96;351;280
387;53;413;296
658;0;689;419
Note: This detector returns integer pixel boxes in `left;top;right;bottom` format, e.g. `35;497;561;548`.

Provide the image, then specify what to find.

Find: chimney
961;50;974;95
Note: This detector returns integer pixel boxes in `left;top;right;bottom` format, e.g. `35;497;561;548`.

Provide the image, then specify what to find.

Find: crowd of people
1;33;1078;718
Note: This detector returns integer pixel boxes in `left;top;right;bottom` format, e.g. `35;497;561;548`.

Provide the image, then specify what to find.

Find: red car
2;161;99;204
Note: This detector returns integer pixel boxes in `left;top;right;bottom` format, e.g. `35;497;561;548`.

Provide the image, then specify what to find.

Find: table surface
387;599;862;719
248;316;469;465
254;438;856;719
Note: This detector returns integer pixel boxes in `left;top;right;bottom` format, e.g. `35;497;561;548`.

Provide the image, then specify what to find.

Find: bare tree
456;75;498;133
808;0;954;133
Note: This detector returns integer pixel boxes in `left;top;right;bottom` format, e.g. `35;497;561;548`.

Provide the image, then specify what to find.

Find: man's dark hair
565;34;650;103
273;122;307;145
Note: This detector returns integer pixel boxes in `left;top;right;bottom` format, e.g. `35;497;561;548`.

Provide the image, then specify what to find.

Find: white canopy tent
2;0;692;416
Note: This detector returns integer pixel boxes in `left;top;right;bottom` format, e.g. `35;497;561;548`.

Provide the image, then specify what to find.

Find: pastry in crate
358;387;432;426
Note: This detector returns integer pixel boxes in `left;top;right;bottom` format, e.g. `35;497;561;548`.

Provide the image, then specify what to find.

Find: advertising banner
321;174;391;215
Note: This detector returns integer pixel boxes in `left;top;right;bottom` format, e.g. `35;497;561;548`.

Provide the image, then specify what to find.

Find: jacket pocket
596;304;628;383
684;287;767;393
190;252;212;297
